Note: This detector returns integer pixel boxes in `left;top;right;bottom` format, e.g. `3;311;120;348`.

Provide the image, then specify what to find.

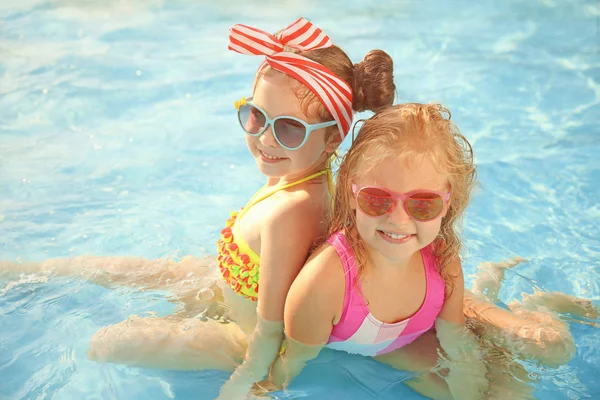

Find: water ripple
1;0;599;399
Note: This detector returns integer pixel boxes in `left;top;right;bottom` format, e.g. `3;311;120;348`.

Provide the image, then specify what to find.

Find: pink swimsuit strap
325;231;446;357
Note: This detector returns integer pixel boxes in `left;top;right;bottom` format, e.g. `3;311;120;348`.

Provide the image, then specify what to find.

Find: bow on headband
228;17;353;139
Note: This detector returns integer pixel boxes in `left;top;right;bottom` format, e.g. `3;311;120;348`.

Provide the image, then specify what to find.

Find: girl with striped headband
0;17;396;397
215;17;396;398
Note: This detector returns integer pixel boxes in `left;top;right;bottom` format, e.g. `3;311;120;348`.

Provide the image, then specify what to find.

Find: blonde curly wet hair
330;103;477;292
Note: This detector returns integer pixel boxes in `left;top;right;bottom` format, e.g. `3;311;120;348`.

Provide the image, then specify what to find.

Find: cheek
355;212;377;235
418;219;442;236
245;135;262;155
292;139;325;163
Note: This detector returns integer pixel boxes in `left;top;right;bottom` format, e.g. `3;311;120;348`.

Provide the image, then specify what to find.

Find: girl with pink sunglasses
258;103;598;399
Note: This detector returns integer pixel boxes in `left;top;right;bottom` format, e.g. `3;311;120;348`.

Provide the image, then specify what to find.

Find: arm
0;255;208;293
268;244;344;388
434;258;489;399
217;200;325;399
463;290;575;367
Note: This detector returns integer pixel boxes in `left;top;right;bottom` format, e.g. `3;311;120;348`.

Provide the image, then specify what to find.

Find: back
325;231;445;357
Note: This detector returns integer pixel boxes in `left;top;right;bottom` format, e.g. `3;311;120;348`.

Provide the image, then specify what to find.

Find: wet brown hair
258;44;396;143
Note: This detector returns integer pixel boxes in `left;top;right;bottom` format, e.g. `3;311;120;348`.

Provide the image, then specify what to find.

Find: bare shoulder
300;242;344;288
435;241;464;285
287;242;345;314
445;256;464;280
285;241;346;342
261;187;328;245
437;254;466;324
268;186;327;224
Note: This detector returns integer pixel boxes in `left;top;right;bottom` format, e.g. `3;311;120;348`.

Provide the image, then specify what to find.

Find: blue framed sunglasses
234;97;337;150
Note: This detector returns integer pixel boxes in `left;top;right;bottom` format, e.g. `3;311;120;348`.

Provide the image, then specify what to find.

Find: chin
254;161;285;178
384;250;416;262
378;240;420;261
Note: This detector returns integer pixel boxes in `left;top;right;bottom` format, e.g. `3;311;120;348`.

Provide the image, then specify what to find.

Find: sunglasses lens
406;192;444;221
238;105;266;135
357;187;394;217
273;118;308;149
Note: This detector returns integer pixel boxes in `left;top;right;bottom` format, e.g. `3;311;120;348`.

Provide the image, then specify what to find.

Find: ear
325;130;343;153
252;73;264;95
349;181;357;210
441;197;451;218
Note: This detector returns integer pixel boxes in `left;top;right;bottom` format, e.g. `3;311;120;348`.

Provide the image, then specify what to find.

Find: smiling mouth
259;149;286;161
380;231;410;240
378;230;415;243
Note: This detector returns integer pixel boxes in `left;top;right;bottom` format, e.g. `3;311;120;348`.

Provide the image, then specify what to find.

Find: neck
267;153;330;187
364;242;421;279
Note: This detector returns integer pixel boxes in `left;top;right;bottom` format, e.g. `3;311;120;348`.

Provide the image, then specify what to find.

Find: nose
258;124;278;148
387;200;412;225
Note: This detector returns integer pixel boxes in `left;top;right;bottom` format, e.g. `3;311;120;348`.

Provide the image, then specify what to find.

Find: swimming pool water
1;0;599;399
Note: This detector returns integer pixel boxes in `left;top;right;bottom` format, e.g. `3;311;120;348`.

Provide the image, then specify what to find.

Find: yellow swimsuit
217;169;332;302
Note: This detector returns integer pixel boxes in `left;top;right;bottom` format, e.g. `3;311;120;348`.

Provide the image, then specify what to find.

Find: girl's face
352;154;450;264
245;73;334;181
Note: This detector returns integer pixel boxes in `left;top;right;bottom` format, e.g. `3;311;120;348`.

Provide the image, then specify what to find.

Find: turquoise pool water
1;0;599;398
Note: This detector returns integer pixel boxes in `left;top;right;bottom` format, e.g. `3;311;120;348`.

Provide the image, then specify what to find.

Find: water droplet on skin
196;288;214;301
528;372;540;380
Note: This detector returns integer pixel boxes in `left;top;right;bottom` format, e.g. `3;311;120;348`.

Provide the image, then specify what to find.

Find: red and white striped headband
228;17;354;139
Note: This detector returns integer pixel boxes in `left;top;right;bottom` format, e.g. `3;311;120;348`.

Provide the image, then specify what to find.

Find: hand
215;374;254;400
216;317;284;400
250;379;282;396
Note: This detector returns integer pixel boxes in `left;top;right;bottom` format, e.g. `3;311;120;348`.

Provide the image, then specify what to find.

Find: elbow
516;326;576;367
537;328;576;367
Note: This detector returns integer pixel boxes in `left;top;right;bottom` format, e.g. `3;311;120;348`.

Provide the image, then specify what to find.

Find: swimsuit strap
238;168;330;219
326;153;336;209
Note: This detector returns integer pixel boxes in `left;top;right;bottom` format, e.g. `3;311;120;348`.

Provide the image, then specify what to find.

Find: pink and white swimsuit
325;231;446;357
